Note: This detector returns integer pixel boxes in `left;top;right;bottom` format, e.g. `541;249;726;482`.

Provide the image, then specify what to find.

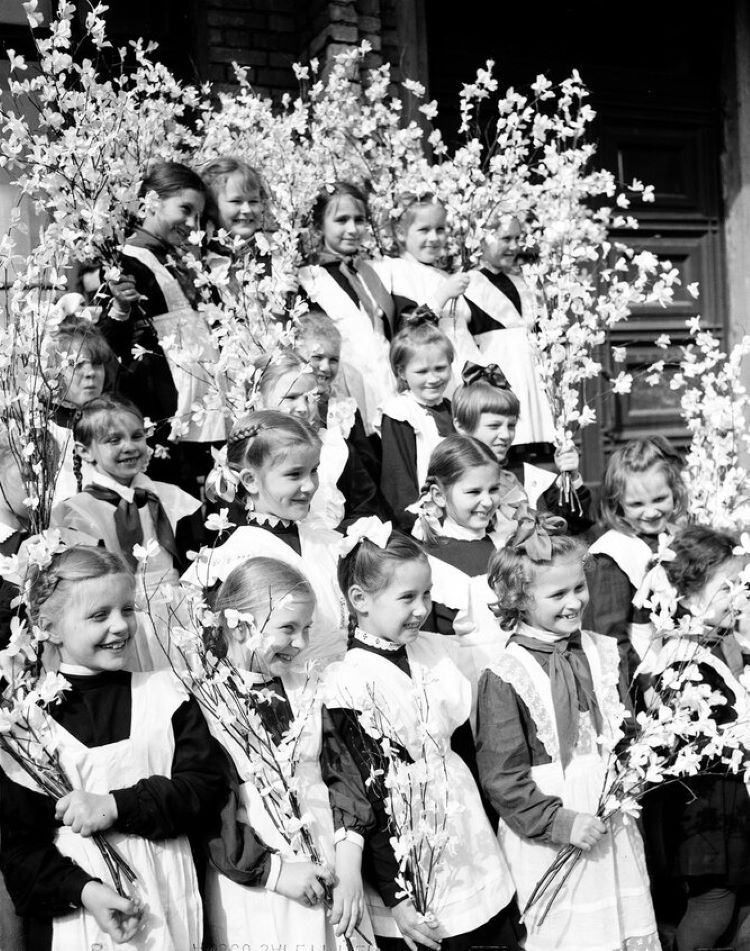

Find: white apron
206;667;375;951
181;522;347;668
122;244;227;443
487;633;658;951
0;671;202;951
307;425;348;531
588;531;659;666
375;391;445;490
323;633;514;938
464;270;555;446
298;264;396;433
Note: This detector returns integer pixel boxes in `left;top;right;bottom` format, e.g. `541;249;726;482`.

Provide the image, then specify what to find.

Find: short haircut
452;380;521;430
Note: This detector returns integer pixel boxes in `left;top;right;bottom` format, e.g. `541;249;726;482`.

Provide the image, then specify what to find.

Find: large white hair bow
339;516;393;556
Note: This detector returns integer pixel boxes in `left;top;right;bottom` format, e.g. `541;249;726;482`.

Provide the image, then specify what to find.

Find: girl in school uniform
103;161;226;496
321;520;518;951
646;524;750;951
46;317;111;504
452;365;593;539
377;309;456;531
583;436;686;683
298;181;397;433
463;213;555;453
0;545;226;950
50;394;201;671
414;434;507;697
184;410;346;667
204;555;373;950
476;514;659;951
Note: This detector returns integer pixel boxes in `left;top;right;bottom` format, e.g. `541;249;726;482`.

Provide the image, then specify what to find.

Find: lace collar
247;511;295;529
353;628;403;652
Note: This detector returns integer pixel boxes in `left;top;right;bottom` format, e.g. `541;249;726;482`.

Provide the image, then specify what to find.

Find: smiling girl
299;182;397;432
186;410;347;666
377;309;456;530
50;394;202;670
476;513;658;951
102;161;226;496
203;556;375;950
321;520;517;951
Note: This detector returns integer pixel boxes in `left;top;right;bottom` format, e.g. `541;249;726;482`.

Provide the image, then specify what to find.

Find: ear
38;615;60;645
75;441;96;465
347;583;370;615
239;466;260;499
453;420;467;436
429;482;447;510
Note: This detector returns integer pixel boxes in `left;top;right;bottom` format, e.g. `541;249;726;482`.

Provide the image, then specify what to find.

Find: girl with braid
183;410;347;667
320;518;517;951
50;394;201;670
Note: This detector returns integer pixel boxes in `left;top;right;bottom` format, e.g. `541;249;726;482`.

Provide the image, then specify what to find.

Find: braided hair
27;546;132;627
337;529;427;648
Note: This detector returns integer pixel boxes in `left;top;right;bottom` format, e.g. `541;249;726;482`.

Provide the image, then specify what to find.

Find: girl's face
58;345;105;408
350;557;432;645
481;218;522;273
216;171;264;240
468;412;518;463
297;335;341;394
77;411;149;486
146;187;205;248
322;195;367;256
399;342;452;406
261;370;319;427
46;574;137;671
619;464;675;536
241;444;320;521
523;554;589;638
401;204;447;265
232;595;315;676
0;458;31;522
686;557;746;629
433;462;502;534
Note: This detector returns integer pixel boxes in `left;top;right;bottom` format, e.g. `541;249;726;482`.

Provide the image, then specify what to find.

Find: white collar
248;510;295;529
401;253;445;273
441;517;487;542
353;628;403;652
516;621;570;645
58;662;104;677
87;469;150;503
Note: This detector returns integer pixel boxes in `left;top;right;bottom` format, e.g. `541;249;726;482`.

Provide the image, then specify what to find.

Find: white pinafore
323;633;515;939
298;264;396;433
307;399;357;531
374;391;446;491
1;670;203;951
122;244;227;443
464;270;555;446
588;531;660;667
487;632;658;951
205;668;375;951
182;521;347;668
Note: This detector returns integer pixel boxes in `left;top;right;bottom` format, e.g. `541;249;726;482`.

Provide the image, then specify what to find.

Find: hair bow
400;305;440;330
204;445;240;504
461;361;511;390
339;516;393;556
506;503;568;562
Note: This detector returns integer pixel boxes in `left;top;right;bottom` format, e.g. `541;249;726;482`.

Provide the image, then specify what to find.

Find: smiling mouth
275;652;297;662
99;639;130;652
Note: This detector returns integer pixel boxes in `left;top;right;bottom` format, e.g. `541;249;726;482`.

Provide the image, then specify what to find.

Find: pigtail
346;613;358;650
407;476;443;545
72;446;83;493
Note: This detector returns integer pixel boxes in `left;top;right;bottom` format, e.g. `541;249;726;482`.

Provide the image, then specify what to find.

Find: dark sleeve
111;696;227;839
0;773;97;916
475;669;576;846
203;746;275;887
583;554;641;682
348;410;381;484
379;415;419;532
320;706;403;907
422;602;458;638
0;532;23;653
337;444;384;530
541;480;594;537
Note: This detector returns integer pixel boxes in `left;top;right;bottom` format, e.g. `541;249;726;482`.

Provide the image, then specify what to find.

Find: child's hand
570;813;606;851
81;881;142;943
442;272;470;302
330;840;364;938
391;899;441;951
109;274;139;310
275;859;333;907
55;791;118;837
554;446;580;476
